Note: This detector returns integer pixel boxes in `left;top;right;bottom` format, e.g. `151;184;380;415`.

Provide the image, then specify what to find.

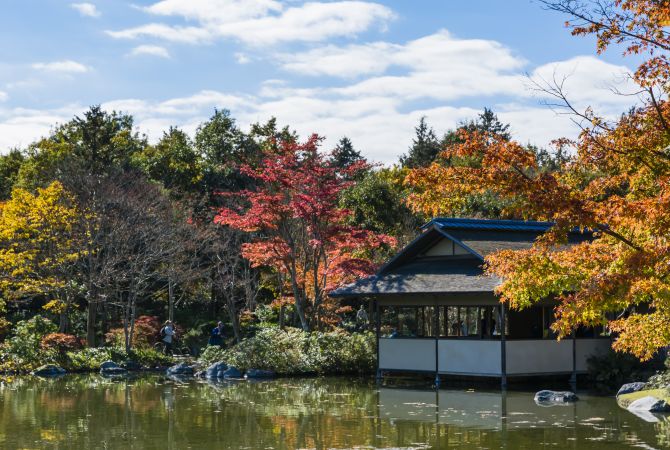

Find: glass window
380;306;438;338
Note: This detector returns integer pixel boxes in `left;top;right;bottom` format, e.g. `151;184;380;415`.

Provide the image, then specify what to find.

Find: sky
0;0;643;163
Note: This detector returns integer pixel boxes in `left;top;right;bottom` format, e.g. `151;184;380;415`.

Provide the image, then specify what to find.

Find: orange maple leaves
404;0;670;359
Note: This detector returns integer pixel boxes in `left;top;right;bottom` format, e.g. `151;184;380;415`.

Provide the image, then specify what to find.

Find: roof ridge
421;217;555;232
431;217;553;225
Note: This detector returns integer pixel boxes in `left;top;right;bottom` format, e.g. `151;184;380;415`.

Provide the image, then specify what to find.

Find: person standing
356;305;369;331
209;321;225;347
161;320;176;355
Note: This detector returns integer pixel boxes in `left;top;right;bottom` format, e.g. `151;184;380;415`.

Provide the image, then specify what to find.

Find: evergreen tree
400;117;442;168
466;108;511;140
0;149;25;200
133;127;202;194
330;137;364;169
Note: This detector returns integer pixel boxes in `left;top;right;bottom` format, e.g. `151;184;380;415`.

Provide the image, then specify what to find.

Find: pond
0;374;667;449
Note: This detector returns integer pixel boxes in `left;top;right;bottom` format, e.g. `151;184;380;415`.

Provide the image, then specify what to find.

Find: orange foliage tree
215;135;395;331
406;0;670;360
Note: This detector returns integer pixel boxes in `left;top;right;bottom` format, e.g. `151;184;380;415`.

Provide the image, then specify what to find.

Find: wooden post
434;302;440;388
570;330;577;389
500;303;507;389
375;299;381;381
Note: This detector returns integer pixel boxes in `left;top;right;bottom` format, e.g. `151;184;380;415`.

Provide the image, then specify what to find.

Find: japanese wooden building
330;218;611;386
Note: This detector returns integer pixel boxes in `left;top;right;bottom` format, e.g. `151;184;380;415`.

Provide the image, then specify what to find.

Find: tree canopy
405;0;670;360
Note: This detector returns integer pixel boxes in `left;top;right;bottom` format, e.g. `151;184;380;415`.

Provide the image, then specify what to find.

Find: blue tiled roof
423;218;554;233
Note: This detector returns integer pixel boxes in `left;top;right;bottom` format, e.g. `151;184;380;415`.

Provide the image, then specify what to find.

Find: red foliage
105;315;164;348
40;333;82;354
215;135;395;329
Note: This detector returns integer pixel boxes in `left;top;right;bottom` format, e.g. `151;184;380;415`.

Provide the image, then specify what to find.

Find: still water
0;374;667;449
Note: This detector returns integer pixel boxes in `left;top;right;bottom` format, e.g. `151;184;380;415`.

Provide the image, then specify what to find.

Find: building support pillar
570;330;577;390
375;299;382;382
500;303;507;389
434;301;440;389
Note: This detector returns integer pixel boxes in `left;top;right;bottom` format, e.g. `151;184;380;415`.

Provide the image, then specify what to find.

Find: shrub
41;333;82;356
105;315;162;349
0;315;58;372
0;317;11;342
199;345;226;365
63;346;173;371
587;349;662;393
199;327;375;375
127;347;173;368
65;348;113;371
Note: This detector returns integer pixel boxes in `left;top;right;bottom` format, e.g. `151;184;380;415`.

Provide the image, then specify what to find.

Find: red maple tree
215;134;395;330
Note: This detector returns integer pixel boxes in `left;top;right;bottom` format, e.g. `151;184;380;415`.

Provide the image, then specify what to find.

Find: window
380;305;506;339
380;306;437;337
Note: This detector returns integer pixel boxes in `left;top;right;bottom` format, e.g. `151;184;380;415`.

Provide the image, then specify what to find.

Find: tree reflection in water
0;375;665;449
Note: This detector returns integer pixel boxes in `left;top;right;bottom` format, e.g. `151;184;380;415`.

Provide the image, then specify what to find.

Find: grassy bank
0;316;375;376
0;315;174;373
617;388;670;408
198;327;376;376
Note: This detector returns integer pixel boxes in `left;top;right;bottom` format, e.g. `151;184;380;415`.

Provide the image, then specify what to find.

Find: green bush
0;315;58;372
64;346;173;371
587;349;661;393
199;327;375;375
127;347;173;368
199;344;226;364
65;348;114;371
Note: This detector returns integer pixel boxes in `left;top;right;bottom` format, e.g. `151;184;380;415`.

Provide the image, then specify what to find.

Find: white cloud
2;24;638;163
0;105;81;152
277;30;527;101
529;56;635;113
70;2;101;18
106;0;395;45
0;91;7;102
32;60;90;73
278;30;524;79
0;53;638;162
107;24;211;44
129;45;171;58
235;52;251;64
144;0;282;23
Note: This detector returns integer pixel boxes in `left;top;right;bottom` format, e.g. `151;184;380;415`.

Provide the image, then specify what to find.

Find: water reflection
0;375;666;449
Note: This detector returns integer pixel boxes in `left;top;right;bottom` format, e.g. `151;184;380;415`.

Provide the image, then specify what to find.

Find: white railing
378;337;610;376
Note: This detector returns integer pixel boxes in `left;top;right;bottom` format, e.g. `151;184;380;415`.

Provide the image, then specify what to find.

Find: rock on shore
31;364;66;377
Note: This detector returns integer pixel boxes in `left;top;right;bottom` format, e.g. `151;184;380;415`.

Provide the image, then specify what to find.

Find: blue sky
0;0;639;162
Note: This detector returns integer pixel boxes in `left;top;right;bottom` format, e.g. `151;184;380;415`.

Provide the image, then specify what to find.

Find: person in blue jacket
208;321;225;347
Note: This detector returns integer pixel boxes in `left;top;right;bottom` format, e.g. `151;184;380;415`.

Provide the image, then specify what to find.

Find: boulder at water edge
628;396;670;413
534;390;578;405
166;362;194;376
617;382;647;397
222;366;242;379
31;364;66;377
121;360;142;371
205;362;228;379
100;361;128;376
246;369;276;379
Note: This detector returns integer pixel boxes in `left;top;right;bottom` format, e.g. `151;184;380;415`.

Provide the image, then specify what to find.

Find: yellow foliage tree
0;181;82;303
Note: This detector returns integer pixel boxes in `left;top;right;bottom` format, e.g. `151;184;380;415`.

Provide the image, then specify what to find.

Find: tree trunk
368;300;374;331
168;278;174;322
279;305;285;330
86;299;96;347
123;306;130;353
128;299;136;353
58;293;69;333
59;311;68;333
289;274;310;331
225;295;242;343
294;295;309;331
